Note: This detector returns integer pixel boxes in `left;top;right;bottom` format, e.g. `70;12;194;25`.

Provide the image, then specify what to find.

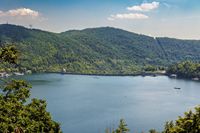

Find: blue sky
0;0;200;39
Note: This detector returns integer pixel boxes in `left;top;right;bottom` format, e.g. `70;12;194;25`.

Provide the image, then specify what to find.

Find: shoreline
0;71;166;78
2;72;199;82
46;71;167;77
39;72;200;82
2;71;199;82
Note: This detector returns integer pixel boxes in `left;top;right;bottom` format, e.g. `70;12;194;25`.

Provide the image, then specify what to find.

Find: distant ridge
0;24;200;74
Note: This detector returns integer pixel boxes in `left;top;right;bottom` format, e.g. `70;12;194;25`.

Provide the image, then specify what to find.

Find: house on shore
170;74;177;78
192;77;199;81
0;72;9;78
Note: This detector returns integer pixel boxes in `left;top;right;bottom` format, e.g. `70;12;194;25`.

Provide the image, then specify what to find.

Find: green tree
0;45;19;64
149;129;159;133
0;46;61;133
162;106;200;133
105;119;130;133
167;61;200;79
115;119;130;133
106;106;200;133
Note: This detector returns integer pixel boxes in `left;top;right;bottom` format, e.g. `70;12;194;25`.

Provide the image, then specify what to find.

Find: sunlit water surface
19;74;200;133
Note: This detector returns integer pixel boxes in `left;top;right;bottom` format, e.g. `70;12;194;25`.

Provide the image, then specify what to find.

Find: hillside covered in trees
1;24;200;74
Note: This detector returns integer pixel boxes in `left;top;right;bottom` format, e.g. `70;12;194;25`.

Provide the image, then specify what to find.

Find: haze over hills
0;24;200;74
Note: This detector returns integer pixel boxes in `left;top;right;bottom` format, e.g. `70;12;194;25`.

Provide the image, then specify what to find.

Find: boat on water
14;72;24;76
192;77;199;81
174;87;181;90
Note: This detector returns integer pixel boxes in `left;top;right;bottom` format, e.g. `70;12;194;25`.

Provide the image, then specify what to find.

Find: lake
19;74;200;133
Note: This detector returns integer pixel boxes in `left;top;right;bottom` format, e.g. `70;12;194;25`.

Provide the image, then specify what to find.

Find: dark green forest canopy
1;24;200;74
167;61;200;79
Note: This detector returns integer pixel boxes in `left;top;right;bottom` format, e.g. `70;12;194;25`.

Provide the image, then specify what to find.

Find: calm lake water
19;74;200;133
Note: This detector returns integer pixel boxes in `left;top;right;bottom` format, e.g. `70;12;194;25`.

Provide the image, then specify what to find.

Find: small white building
0;72;9;78
0;73;4;77
192;77;199;81
14;72;24;76
62;68;66;73
170;74;177;78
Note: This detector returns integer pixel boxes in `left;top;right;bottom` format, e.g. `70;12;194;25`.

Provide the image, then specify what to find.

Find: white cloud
0;8;39;17
127;1;159;12
108;13;149;20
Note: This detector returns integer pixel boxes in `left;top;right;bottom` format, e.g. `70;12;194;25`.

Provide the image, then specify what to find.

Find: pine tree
115;119;130;133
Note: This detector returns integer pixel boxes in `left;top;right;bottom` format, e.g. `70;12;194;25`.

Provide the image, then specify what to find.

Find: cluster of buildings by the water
0;70;32;78
1;68;199;81
169;74;199;81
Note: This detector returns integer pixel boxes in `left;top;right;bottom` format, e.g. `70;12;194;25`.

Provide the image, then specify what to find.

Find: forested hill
0;24;200;74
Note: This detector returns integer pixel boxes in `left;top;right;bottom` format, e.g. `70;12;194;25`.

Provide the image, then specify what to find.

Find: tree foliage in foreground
109;106;200;133
162;106;200;133
115;119;130;133
0;46;61;133
105;119;130;133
